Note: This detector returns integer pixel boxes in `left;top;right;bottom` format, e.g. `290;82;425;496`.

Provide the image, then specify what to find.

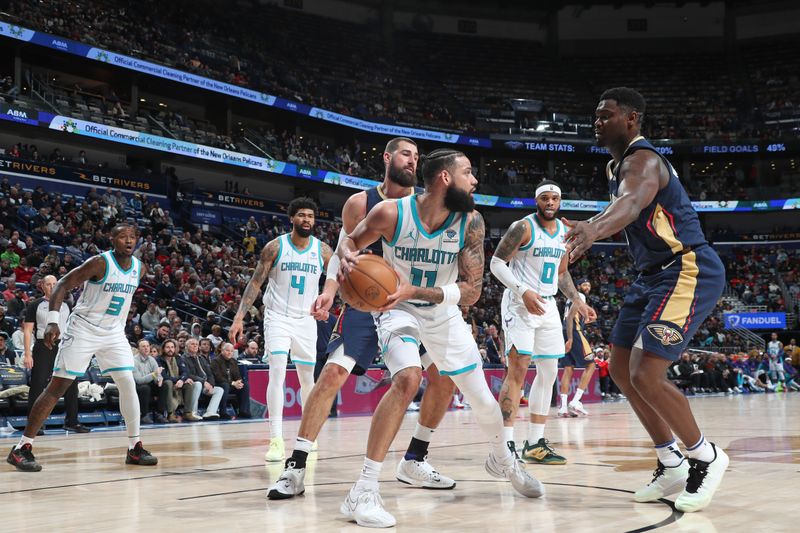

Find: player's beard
536;204;558;221
444;183;475;213
295;225;313;238
387;158;416;187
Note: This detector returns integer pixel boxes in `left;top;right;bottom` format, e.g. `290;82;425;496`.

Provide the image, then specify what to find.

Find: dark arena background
0;1;797;531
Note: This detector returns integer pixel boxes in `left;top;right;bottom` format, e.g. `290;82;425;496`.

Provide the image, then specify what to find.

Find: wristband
326;254;341;280
441;283;461;306
47;310;60;325
512;284;533;299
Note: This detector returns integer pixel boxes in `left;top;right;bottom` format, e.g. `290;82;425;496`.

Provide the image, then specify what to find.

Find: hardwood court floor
1;393;797;532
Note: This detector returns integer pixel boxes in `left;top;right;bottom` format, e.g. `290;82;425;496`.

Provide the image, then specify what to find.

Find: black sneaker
126;442;158;466
64;424;91;433
7;444;42;472
154;413;168;424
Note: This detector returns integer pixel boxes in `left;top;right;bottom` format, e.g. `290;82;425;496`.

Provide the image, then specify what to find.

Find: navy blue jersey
608;136;707;271
365;186;385;257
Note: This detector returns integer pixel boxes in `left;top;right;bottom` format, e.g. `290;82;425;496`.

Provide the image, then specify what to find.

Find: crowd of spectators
6;0;799;140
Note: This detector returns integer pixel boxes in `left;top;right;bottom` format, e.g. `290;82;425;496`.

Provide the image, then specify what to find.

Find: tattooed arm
490;218;547;316
228;238;279;342
558;253;597;324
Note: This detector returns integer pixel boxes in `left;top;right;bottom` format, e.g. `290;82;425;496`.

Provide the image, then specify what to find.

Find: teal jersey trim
286;234;314;254
385;198;405;247
532;353;565;360
533;213;559;239
458;213;468;250
109;250;135;274
399;336;420;345
101;366;135;374
269;350;290;356
317;239;324;269
410;194;456;239
439;363;478;376
519;217;536;251
88;253;110;285
53;367;87;376
292;360;316;366
506;348;533;356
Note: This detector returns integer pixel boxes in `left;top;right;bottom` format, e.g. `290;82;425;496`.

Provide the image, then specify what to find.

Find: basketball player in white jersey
7;224;157;471
337;148;544;528
766;332;785;387
268;138;458;501
491;180;596;466
229;197;334;462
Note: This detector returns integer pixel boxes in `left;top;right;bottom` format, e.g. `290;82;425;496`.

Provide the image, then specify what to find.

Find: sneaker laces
649;461;666;484
539;439;556;453
685;459;710;493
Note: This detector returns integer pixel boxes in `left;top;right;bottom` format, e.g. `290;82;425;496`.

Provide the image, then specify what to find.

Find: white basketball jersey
565;292;586;325
508;214;567;298
767;340;782;358
382;195;467;306
71;250;140;332
262;233;324;318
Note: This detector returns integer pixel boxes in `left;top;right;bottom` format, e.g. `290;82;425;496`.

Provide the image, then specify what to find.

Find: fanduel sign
724;313;786;330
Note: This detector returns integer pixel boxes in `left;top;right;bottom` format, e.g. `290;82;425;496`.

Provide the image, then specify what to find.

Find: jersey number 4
291;275;306;295
410;267;437;288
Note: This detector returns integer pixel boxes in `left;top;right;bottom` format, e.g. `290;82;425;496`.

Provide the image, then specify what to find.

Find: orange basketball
339;254;399;312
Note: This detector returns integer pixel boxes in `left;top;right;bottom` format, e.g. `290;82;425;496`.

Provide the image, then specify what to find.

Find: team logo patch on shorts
646;324;684;346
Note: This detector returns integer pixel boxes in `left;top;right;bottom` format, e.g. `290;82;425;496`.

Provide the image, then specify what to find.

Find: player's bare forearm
234;240;278;321
456;212;485;306
558;269;581;302
587;193;643;241
23;322;33;353
410;286;444;304
493;220;528;262
321;277;339;298
565;306;577;339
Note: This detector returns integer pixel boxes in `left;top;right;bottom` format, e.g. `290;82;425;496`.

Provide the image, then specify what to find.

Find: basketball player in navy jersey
564;87;728;513
7;224;157;471
267;137;458;500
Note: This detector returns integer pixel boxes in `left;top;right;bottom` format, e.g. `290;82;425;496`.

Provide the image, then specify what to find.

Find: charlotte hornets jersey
508;214;567;298
608;136;708;271
382;195;467;306
71;250;140;332
767;340;782;358
262;233;324;318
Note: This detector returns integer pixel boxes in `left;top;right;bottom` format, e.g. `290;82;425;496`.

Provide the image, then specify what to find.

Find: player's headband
535;184;561;198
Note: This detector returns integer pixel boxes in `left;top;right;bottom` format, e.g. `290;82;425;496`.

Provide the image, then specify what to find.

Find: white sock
560;393;568;408
15;435;34;450
109;371;141;451
294;437;313;454
413;423;435;442
356;457;383;490
573;388;585;403
267;354;288;439
527;422;545;443
503;426;515;443
654;439;685;467
685;435;716;463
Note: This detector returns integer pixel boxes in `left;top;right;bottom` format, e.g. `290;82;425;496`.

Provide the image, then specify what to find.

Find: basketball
339;254;399;312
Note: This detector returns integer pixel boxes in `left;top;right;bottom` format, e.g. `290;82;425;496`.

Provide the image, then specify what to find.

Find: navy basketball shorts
326;305;380;375
609;245;725;361
560;324;592;368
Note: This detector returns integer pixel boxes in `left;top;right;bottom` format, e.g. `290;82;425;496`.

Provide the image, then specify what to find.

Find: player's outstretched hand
44;323;61;350
522;289;547;315
228;319;243;344
562;217;599;263
311;291;333;321
378;273;414;313
577;302;598;324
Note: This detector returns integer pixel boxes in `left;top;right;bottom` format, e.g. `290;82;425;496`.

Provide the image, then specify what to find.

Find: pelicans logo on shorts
646;324;684;346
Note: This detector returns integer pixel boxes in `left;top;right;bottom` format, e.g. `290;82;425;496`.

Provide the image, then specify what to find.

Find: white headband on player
535;184;561;198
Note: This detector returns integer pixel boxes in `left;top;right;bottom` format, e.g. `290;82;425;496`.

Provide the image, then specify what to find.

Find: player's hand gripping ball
339;254;399;312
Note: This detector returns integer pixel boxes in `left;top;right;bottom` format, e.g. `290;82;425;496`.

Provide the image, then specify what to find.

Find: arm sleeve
489;256;528;298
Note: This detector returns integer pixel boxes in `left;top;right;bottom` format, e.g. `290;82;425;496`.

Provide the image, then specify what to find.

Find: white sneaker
310;440;319;452
558;406;576;418
396;456;456;489
407;402;420;412
674;444;729;513
265;436;285;462
568;400;589;416
267;462;306;500
633;460;690;502
340;484;396;528
485;451;545;498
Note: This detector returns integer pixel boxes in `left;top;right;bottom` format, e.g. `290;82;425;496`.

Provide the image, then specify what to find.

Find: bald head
42;275;57;298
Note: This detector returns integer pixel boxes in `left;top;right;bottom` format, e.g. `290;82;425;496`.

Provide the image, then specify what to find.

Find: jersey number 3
106;296;125;316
